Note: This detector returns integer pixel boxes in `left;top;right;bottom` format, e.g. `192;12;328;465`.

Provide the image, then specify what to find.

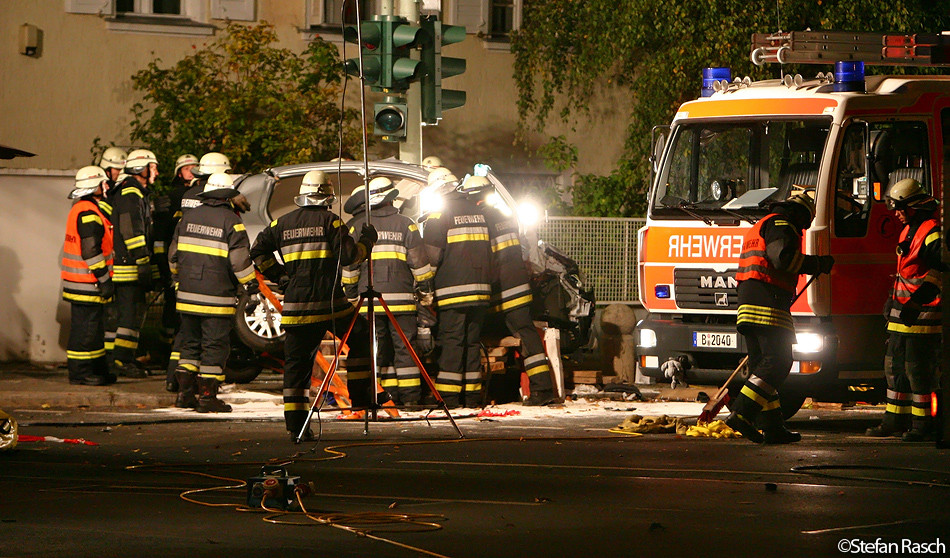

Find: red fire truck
634;32;950;416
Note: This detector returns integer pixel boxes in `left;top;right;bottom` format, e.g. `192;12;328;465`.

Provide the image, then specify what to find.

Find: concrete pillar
600;304;638;385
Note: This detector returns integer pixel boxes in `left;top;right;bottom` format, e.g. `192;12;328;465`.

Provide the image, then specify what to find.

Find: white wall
0;170;75;363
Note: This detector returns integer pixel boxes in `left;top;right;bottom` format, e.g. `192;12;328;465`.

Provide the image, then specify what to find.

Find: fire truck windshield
651;117;831;219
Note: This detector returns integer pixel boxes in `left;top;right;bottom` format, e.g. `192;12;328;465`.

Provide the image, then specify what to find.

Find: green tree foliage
98;22;362;192
513;1;950;216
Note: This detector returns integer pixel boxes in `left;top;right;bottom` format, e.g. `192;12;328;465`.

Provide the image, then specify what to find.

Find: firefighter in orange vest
62;166;116;386
727;192;834;444
866;178;943;441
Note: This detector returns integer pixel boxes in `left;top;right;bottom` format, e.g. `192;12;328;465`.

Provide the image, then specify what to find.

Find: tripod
299;290;464;441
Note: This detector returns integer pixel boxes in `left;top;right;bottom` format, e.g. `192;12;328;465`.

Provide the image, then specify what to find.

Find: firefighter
61;166;116;386
109;149;159;378
460;175;559;406
168;172;258;412
180;152;231;215
250;170;377;441
421;170;493;408
343;177;435;406
159;154;199;392
726;192;834;444
866;178;943;441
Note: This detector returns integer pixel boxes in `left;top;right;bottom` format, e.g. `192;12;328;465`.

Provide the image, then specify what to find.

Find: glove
98;279;114;300
416;327;435;355
418;290;434;307
899;300;922;326
137;263;153;291
244;280;260;296
358;223;378;249
277;275;290;294
818;255;835;275
231;193;251;213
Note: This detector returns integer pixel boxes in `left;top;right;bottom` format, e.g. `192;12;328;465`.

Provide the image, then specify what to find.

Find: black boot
760;409;801;444
112;360;147;379
196;377;232;413
865;412;910;437
524;389;561;406
285;410;314;443
725;411;764;443
174;369;198;409
902;417;934;442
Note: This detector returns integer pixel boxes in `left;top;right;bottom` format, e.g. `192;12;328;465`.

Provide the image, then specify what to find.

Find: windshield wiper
720;206;757;224
660;196;713;225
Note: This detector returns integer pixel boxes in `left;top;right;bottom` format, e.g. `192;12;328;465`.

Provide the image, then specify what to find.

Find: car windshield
651;117;831;218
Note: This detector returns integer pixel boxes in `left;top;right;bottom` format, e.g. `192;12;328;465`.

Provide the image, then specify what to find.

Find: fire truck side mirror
650;125;670;176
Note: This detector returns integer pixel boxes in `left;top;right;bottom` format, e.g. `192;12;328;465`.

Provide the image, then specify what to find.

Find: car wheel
233;290;285;354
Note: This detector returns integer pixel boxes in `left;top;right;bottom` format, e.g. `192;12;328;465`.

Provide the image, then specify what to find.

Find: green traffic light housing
343;16;425;93
374;97;408;142
419;15;467;124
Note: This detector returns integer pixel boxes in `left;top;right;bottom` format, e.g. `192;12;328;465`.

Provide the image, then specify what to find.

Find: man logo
715;293;729;307
700;275;737;289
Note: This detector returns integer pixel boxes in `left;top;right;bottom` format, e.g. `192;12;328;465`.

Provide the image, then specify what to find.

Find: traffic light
420;15;467;124
343;16;423;92
374;96;408;141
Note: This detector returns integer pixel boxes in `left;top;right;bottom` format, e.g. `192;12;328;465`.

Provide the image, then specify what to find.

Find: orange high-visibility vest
61;200;113;284
736;214;798;294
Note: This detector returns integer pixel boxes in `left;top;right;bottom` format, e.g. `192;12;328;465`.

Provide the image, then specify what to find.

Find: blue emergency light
702;67;731;97
833;61;865;92
655;284;671;299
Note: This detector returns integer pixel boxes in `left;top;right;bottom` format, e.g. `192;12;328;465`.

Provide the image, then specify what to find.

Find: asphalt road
2;408;949;558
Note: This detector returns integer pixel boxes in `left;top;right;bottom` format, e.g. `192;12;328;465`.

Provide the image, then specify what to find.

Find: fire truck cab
635;32;950;416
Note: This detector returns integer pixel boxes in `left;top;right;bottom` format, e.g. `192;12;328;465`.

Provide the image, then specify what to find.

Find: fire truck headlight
793;332;823;354
638;328;657;349
420;188;444;213
517;200;542;229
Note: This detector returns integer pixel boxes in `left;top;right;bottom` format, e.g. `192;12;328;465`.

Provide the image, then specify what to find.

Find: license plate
692;332;737;348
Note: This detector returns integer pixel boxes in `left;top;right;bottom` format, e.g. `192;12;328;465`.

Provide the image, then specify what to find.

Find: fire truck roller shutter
778;126;826;193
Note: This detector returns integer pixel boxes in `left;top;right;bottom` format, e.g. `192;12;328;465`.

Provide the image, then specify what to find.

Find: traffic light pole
398;0;423;164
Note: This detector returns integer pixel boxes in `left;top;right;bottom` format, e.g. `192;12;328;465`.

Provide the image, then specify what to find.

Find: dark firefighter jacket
343;204;434;315
168;198;256;316
887;214;943;335
482;202;532;314
422;194;492;309
61;197;114;304
179;180;204;216
250;206;368;326
109;176;153;284
735;208;820;332
151;176;193;285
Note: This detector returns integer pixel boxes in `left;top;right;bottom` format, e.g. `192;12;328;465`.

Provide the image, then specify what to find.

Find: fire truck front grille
673;268;739;310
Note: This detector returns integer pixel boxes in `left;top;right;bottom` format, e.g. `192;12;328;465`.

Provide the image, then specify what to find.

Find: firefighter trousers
374;313;421;405
884;332;939;431
67;302;109;381
436;305;488;406
733;324;795;423
282;315;372;433
505;306;554;394
176;314;231;381
112;282;146;366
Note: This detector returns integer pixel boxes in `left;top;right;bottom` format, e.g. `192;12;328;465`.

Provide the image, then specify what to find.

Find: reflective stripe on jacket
887;217;942;334
422;195;492;309
344;205;433;315
250;206;366;326
109;177;152;283
61;198;113;304
484;203;532;313
169;199;255;316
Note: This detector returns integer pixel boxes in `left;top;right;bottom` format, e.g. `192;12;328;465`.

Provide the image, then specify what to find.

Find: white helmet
426;167;458;194
347;176;399;213
886;177;937;210
295;170;335;207
69;166;107;199
100;147;127;171
421;156;443;171
198;172;239;199
458;174;492;196
194;152;231;178
174;154;199;175
125;149;158;174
